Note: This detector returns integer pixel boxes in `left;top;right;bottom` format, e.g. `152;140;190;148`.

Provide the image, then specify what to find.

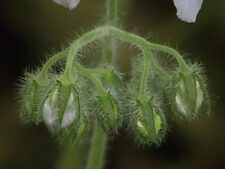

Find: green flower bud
42;81;80;134
170;71;207;119
130;97;166;144
19;73;49;124
97;91;120;133
100;68;122;87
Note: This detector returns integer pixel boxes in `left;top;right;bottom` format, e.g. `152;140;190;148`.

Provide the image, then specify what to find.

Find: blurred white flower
173;0;203;23
52;0;80;10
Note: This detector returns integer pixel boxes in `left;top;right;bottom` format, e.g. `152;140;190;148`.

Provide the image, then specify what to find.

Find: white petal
175;81;189;115
52;0;80;10
173;0;203;23
195;81;203;112
43;99;59;131
61;93;77;128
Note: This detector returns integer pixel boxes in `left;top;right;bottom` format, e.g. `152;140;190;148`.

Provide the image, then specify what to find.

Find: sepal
97;91;121;134
130;97;166;145
19;73;50;124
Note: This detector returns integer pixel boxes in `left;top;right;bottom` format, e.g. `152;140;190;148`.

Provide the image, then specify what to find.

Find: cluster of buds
19;60;125;144
18;24;210;147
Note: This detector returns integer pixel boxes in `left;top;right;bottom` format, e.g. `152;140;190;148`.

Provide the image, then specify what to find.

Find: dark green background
0;0;224;169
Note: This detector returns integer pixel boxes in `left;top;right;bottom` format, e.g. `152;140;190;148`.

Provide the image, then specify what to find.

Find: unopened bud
20;73;48;124
131;97;166;144
172;72;204;119
42;81;80;133
97;91;120;133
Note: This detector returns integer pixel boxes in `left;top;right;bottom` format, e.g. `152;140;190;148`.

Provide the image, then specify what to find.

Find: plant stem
73;60;107;94
139;47;151;97
148;43;189;72
86;122;107;169
63;27;108;79
102;0;118;64
37;49;69;83
106;0;118;26
38;26;187;83
61;26;187;83
107;0;118;25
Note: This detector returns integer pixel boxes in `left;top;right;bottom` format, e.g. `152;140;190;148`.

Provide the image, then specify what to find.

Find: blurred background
0;0;224;169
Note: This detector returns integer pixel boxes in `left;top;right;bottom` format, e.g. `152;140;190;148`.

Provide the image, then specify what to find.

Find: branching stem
39;26;188;91
37;49;69;83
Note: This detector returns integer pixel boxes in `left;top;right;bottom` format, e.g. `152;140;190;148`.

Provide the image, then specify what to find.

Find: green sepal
130;97;166;145
179;72;197;114
58;113;88;145
20;73;50;124
57;82;74;123
136;97;156;139
97;91;120;134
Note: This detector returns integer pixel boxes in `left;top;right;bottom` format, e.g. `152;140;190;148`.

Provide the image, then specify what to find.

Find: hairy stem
102;0;118;64
41;26;187;83
107;0;118;25
139;47;151;96
86;122;107;169
37;49;69;83
63;27;109;78
73;60;107;94
148;43;189;72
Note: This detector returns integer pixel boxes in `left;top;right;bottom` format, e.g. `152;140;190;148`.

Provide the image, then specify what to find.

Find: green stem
139;47;151;97
102;0;118;64
107;0;118;25
42;26;187;84
73;60;107;94
86;122;107;169
63;27;109;79
148;43;189;72
37;49;69;83
37;26;187;83
108;27;188;73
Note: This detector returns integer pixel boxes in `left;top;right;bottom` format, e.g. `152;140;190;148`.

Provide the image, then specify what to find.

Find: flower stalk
85;122;107;169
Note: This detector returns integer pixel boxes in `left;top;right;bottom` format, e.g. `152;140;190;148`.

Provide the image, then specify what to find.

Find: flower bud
97;91;120;133
171;72;204;119
20;73;48;124
42;81;80;134
130;97;166;144
101;68;122;87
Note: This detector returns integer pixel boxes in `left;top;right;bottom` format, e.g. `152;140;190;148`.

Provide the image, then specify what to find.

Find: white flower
52;0;80;10
173;0;203;23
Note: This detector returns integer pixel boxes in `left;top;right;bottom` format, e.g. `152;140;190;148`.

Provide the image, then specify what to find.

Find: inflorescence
18;25;211;146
